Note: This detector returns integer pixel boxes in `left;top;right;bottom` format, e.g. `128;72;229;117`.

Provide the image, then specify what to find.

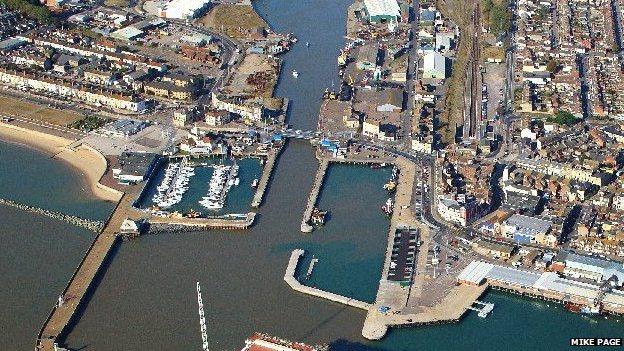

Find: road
402;0;420;148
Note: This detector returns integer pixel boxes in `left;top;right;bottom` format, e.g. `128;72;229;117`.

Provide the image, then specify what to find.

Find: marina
138;157;262;217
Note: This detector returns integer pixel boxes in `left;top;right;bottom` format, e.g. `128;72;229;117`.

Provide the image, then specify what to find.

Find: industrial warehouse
458;261;624;316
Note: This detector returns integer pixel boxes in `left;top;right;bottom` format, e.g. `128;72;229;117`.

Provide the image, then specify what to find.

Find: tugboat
311;207;328;225
564;302;581;313
382;198;394;216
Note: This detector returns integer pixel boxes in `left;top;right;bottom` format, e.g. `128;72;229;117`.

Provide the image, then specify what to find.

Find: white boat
292;70;299;78
251;178;259;188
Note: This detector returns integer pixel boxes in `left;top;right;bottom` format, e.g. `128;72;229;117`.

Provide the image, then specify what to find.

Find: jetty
251;144;282;207
0;198;103;232
468;300;495;318
284;249;371;310
36;192;137;351
300;159;329;232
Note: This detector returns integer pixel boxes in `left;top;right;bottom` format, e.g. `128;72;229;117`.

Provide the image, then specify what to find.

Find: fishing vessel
185;209;201;218
382;198;394;216
581;304;602;315
311;207;328;225
564;302;602;315
383;180;397;192
564;302;581;313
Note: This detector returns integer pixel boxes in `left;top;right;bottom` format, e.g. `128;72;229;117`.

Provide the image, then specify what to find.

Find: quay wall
284;249;371;310
486;281;624;316
252;143;284;207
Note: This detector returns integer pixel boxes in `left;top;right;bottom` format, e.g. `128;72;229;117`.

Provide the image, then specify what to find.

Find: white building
158;0;211;20
363;0;401;24
437;196;478;226
422;50;446;79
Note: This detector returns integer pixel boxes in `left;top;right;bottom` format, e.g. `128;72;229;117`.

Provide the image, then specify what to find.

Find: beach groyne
284;249;371;310
0;198;103;232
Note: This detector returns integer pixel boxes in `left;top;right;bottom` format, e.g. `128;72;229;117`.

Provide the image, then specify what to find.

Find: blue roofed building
502;214;556;247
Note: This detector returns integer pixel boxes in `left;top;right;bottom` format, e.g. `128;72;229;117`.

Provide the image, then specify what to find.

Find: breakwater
284;249;371;310
0;198;103;232
36;192;134;351
147;212;256;232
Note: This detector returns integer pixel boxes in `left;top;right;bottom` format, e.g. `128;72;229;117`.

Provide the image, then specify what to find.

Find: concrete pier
251;144;282;208
284;249;371;310
36;192;136;351
300;159;329;232
148;212;256;231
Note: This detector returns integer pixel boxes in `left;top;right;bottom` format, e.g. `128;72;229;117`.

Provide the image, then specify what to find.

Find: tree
547;110;581;126
546;59;558;73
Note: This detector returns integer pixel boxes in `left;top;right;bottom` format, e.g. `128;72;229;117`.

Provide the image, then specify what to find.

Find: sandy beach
0;122;123;203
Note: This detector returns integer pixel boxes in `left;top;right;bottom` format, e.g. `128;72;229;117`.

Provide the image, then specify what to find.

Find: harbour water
1;0;623;350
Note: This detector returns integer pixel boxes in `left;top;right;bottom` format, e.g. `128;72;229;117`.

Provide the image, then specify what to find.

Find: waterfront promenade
36;191;138;351
284;249;371;310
